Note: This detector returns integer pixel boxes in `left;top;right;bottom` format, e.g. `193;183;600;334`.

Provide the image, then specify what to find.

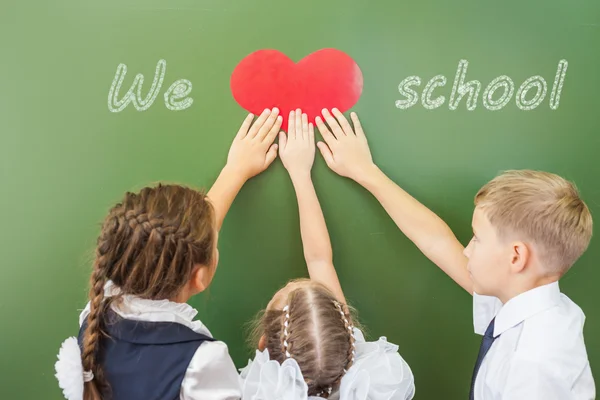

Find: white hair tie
83;370;94;383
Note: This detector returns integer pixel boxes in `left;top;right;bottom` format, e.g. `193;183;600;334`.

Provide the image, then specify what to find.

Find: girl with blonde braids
241;109;415;400
54;109;283;400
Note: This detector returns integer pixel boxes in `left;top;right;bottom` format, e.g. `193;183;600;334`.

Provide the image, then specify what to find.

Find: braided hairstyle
82;184;217;400
254;280;358;399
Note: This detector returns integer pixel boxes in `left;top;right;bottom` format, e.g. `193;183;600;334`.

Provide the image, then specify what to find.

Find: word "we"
108;59;193;112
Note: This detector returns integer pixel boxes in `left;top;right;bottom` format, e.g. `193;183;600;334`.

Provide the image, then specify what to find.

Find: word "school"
396;59;568;111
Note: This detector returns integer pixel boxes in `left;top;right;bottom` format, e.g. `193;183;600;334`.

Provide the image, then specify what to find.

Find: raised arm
279;109;346;303
207;108;282;231
315;109;472;294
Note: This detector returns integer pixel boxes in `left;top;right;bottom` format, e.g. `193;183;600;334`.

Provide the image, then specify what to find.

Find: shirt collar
473;281;562;337
473;282;560;337
78;280;213;338
492;281;561;337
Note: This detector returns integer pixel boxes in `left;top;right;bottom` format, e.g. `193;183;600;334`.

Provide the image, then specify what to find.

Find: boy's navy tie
469;317;497;400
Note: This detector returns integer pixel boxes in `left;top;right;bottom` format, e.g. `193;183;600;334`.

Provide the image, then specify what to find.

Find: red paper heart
230;48;363;128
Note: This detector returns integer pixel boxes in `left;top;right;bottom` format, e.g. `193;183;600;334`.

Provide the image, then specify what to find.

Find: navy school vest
78;309;214;400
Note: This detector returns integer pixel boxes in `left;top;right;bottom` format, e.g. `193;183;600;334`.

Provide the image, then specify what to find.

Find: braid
121;209;197;298
333;301;356;370
81;249;109;399
123;210;193;243
125;211;160;236
281;305;291;358
81;269;105;367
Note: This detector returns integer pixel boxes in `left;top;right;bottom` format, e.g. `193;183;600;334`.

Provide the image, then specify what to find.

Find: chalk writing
396;59;568;111
108;59;193;112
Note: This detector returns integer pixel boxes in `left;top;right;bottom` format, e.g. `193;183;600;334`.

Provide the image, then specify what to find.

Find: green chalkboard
1;0;599;398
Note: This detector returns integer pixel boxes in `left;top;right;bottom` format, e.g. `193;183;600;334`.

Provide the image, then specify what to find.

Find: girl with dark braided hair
242;110;415;400
55;109;283;400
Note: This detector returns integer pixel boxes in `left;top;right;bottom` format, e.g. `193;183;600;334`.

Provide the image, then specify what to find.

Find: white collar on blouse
492;281;561;337
78;280;213;338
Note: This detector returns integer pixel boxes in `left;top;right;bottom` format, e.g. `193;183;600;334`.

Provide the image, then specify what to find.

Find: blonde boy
314;108;595;400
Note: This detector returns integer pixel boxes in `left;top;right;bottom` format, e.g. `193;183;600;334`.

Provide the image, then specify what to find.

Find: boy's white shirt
472;281;595;400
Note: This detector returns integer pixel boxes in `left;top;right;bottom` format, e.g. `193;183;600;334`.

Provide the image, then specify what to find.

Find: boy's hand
279;109;315;180
226;108;282;181
315;108;377;183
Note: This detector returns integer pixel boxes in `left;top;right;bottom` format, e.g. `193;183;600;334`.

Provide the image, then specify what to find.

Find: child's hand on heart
315;108;376;183
279;109;315;181
226;108;282;181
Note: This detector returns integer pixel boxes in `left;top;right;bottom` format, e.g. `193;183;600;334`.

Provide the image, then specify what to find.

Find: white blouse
60;282;415;400
239;328;415;400
77;283;242;400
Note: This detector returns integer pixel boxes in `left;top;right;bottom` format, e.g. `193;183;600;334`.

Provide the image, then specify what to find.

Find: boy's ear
510;241;530;273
